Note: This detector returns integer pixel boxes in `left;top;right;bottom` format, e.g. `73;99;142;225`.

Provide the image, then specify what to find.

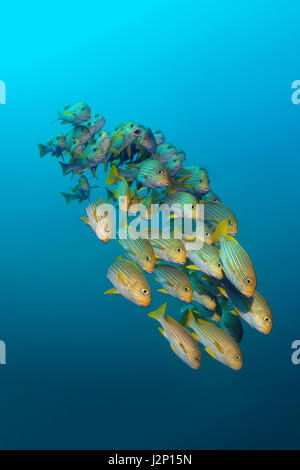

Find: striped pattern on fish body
178;222;213;249
135;159;169;189
148;303;202;369
186;244;223;279
155;264;193;303
143;228;186;265
119;229;157;273
66;125;91;146
106;256;151;307
213;220;256;297
108;121;143;159
85;114;105;136
232;290;272;335
181;310;243;370
201;201;237;235
82;198;114;243
162;191;201;219
60;153;105;177
155;143;179;163
187;273;217;311
176;166;209;195
58;102;91;124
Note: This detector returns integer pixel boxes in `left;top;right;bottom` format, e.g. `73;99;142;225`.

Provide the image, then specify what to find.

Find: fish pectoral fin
80;217;90;226
214;341;225;354
170;343;177;354
158;327;165;337
157;288;168;294
191;332;198;341
104;288;119;295
205;347;216;359
185;264;200;271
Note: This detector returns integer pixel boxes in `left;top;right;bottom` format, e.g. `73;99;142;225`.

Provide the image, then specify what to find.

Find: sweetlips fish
55;102;91;125
60;143;106;178
38;134;66;158
155;264;193;303
65;125;91;147
152;129;165;145
105;256;151;307
162;190;201;220
212;220;256;297
175;166;209;196
155;143;186;176
61;175;97;205
95;131;112;155
148;303;202;370
81;198;114;243
141;227;186;265
181;309;243;370
118;127;157;165
219;299;244;343
218;279;272;335
180;303;222;324
106;165;131;211
201;201;238;235
107;160;169;190
85;114;106;137
118;220;156;273
107;121;143;164
185;243;223;279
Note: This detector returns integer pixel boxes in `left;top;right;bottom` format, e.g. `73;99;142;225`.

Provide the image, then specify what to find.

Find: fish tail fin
38;144;48;157
61;192;73;204
180;308;195;328
80;216;90;226
106;165;120;185
59;161;69;176
148;303;167;322
212;219;228;243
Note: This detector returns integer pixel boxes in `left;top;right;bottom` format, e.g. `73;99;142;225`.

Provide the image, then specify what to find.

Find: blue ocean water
1;0;300;450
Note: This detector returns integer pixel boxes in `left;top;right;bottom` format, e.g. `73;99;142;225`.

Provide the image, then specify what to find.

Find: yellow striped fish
213;219;256;297
175;165;210;196
81;198;114;243
142;227;186;265
106;166;130;211
148;303;202;369
105;256;151;307
181;309;243;370
186;244;223;279
155;264;193;303
200;201;238;235
162;191;202;220
119;227;157;273
220;281;272;335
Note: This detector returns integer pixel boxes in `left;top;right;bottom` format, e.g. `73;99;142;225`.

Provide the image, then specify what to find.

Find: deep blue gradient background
1;0;300;449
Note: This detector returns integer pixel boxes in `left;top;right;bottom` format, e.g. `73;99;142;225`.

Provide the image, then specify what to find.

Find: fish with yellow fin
181;309;243;370
148;303;202;369
81;198;114;243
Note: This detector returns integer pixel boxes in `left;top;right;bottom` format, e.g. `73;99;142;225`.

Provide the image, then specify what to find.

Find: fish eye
228;219;232;224
234;354;240;360
192;205;196;209
146;256;150;261
246;278;251;284
158;170;163;174
184;287;190;292
217;263;222;267
177;248;182;253
214;199;218;202
142;288;148;295
264;317;270;322
205;232;209;237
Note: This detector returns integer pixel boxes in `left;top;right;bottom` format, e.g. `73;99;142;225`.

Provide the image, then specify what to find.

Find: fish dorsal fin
148;303;167;321
212;219;228;243
191;332;198;341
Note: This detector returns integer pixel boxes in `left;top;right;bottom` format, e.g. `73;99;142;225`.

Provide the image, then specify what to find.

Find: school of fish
40;102;273;372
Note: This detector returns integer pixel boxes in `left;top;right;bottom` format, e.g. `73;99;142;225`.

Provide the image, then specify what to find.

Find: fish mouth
134;129;143;136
